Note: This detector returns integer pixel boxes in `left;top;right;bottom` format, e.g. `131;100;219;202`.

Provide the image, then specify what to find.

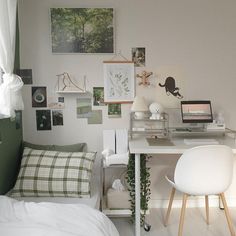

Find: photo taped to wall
93;87;106;106
87;110;103;124
36;110;51;131
32;86;47;107
52;110;63;126
16;69;33;84
108;103;121;118
76;97;92;118
132;47;145;67
48;96;65;109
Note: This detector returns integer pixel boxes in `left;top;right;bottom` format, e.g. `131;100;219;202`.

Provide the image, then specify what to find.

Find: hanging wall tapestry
103;61;135;103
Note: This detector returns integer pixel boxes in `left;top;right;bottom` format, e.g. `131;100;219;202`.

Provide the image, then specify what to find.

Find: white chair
164;145;235;236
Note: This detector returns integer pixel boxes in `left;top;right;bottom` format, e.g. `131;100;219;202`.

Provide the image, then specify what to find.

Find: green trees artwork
51;8;114;53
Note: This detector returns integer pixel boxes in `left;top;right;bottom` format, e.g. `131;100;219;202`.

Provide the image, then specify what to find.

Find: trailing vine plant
126;154;151;226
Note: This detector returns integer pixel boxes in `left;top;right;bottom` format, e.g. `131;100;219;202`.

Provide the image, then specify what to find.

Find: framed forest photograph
50;8;114;54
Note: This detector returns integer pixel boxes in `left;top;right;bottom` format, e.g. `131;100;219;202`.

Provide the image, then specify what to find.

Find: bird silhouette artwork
159;76;183;99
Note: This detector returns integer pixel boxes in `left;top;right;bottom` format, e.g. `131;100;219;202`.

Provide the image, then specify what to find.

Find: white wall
19;0;236;205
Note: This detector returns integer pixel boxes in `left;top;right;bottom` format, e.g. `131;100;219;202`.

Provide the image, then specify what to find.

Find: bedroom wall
18;0;236;206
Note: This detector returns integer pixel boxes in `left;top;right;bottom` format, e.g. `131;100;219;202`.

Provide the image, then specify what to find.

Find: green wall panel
0;117;22;194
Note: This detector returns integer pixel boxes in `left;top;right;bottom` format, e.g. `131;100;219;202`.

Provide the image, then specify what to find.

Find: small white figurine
149;103;163;120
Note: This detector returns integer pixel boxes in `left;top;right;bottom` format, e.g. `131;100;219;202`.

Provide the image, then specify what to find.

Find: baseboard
149;196;236;208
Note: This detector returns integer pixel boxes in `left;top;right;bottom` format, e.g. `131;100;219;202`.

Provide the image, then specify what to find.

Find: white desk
129;136;236;236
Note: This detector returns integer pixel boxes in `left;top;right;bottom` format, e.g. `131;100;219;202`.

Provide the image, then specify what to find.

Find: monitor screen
181;100;213;123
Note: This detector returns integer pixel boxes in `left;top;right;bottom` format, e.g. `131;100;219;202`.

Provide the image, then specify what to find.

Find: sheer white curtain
0;0;24;118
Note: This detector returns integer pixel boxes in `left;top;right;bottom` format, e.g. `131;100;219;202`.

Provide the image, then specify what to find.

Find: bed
0;196;119;236
0;144;119;236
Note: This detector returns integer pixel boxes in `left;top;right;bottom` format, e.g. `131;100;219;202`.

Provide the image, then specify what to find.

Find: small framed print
52;110;63;126
132;47;145;67
36;110;51;131
32;87;47;107
48;96;65;109
93;87;106;106
108;103;121;118
16;69;33;84
76;97;92;118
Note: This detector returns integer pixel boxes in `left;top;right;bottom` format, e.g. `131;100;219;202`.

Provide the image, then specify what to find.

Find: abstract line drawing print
104;62;135;103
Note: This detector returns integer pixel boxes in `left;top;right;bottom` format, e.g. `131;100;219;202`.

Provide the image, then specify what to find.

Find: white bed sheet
0;196;119;236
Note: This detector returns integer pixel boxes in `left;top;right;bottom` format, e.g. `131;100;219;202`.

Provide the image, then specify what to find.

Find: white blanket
0;196;119;236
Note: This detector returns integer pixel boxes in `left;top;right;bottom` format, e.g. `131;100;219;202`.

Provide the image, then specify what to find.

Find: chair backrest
174;145;234;195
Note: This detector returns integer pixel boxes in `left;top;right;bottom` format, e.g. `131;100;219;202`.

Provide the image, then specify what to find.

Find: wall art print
48;96;65;109
87;110;103;124
36;110;51;131
93;87;105;106
15;111;22;129
103;61;135;103
108;103;121;118
52;110;64;126
16;69;33;84
32;87;47;107
159;77;183;99
155;66;185;108
50;8;114;54
132;47;145;67
76;97;92;118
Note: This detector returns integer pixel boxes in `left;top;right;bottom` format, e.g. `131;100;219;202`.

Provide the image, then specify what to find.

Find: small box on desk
107;188;131;209
206;123;225;131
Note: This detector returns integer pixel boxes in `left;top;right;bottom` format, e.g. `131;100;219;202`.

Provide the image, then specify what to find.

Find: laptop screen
181;100;213;123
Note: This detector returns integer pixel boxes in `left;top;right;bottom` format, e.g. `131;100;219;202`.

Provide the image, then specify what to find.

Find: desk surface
129;136;236;154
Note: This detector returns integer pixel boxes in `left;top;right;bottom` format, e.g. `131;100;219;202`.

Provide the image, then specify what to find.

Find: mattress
7;175;101;209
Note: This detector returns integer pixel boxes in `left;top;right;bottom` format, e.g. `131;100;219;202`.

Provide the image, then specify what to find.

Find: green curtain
14;6;20;73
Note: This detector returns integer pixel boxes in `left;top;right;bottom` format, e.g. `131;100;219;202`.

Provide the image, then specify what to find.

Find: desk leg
135;153;141;236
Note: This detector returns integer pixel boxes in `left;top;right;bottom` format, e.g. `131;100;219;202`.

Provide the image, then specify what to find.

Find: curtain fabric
0;0;24;118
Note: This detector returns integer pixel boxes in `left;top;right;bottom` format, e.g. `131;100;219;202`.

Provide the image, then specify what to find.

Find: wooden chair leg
205;195;210;225
219;193;235;236
164;187;176;226
178;194;188;236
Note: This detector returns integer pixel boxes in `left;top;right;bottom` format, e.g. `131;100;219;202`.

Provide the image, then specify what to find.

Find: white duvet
0;196;119;236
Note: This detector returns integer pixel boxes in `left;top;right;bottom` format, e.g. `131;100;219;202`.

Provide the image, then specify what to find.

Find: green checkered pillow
11;148;96;198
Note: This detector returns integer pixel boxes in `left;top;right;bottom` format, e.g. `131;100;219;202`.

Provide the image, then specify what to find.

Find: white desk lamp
131;96;148;119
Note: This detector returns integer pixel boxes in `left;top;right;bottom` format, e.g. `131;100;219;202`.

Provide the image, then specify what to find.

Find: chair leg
178;194;188;236
219;193;235;236
164;187;176;226
205;195;210;225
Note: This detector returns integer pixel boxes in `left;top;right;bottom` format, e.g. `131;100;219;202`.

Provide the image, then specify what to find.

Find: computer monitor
181;100;213;123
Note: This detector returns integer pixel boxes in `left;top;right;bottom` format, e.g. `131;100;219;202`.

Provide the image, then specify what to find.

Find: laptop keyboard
184;138;219;145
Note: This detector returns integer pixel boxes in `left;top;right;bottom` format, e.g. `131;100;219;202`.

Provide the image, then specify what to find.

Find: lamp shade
131;96;148;112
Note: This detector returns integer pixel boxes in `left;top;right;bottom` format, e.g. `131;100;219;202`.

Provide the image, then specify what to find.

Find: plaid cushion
11;148;96;198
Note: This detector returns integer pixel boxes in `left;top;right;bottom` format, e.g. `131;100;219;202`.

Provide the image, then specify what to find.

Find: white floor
111;207;236;236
